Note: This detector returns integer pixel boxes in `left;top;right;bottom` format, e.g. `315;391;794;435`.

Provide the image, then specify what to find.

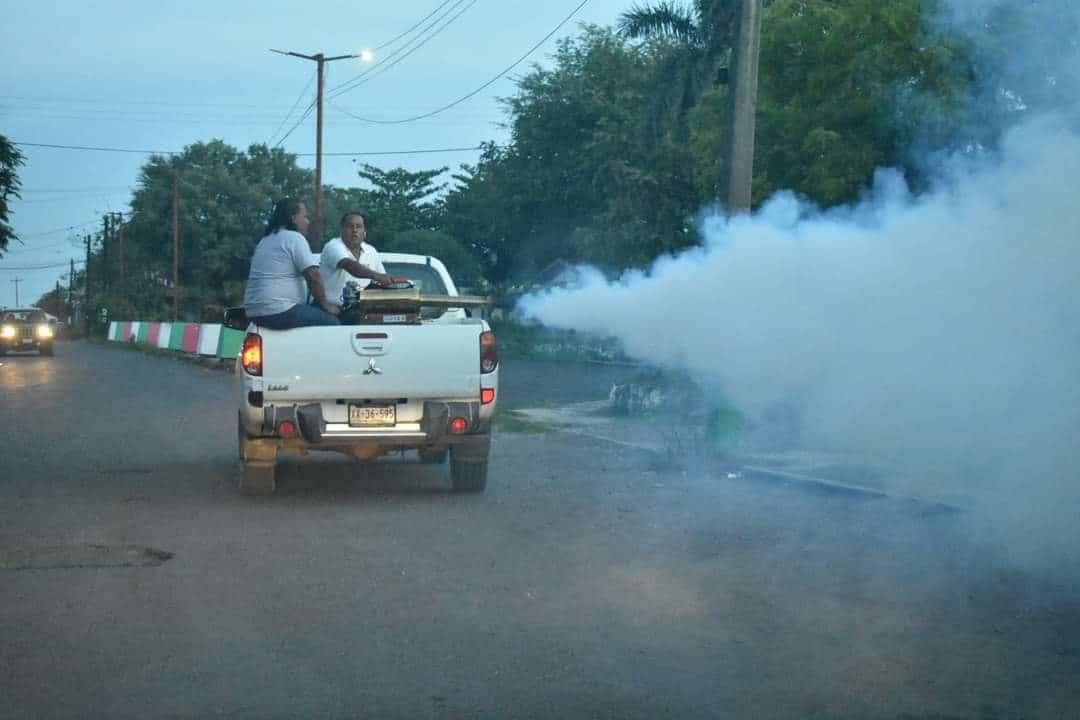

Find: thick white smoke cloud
519;1;1080;578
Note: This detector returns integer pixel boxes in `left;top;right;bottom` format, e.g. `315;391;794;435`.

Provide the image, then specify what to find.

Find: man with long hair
243;198;340;329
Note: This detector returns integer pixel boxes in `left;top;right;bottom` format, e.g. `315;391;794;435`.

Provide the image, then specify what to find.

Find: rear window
383;263;448;295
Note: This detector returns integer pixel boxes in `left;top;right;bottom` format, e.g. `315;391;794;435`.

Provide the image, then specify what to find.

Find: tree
690;0;970;207
348;164;448;245
383;229;482;289
117;140;312;320
618;0;739;138
0;134;25;256
35;285;70;321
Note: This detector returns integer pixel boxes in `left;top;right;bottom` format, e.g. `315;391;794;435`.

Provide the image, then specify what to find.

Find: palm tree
617;0;740;137
620;0;764;214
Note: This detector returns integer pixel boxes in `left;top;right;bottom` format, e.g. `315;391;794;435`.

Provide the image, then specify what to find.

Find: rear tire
239;461;276;495
450;447;488;493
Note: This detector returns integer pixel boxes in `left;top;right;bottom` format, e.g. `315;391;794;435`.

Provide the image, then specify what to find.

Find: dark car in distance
0;309;55;356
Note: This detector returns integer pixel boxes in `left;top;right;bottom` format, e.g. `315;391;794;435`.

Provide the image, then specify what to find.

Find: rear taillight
481;388;495;405
242;333;262;376
480;331;498;374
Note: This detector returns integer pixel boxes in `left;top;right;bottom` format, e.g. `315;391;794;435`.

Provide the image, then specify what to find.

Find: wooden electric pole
171;169;180;321
10;277;22;307
114;213;125;287
84;233;92;336
725;0;764;215
270;48;364;250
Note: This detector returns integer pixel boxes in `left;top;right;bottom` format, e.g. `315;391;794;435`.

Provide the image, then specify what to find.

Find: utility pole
69;258;74;307
102;214;111;293
725;0;764;215
113;212;126;288
270;48;367;249
84;233;92;337
10;277;22;307
171;169;180;321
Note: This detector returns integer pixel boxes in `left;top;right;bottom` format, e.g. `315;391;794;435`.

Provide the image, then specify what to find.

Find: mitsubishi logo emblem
364;358;383;375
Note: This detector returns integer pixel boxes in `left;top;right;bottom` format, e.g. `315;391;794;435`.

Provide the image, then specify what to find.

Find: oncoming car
0;309;56;356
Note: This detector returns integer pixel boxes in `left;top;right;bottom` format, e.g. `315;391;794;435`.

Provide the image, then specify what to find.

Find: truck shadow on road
268;455;459;497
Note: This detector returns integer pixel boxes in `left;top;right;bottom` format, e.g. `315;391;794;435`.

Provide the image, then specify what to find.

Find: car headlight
0;325;15;339
37;324;54;339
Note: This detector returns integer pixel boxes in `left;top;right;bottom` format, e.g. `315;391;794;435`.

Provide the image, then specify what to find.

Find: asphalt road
2;342;1078;719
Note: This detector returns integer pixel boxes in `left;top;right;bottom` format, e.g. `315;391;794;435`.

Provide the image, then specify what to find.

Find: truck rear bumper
251;400;489;450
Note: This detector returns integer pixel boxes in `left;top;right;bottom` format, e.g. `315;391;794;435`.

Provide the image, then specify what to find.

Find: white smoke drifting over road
519;1;1079;579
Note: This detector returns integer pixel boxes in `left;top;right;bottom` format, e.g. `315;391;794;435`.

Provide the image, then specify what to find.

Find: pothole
0;544;174;571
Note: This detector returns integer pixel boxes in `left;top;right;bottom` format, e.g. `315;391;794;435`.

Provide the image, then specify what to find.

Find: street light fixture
270;48;375;248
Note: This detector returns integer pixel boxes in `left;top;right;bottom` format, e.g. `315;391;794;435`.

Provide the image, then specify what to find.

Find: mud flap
296;403;325;443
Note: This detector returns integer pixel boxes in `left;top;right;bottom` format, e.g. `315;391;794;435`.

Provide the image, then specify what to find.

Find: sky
0;0;635;307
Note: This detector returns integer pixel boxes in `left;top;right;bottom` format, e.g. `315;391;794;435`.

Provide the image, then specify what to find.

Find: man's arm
337;258;407;286
302;266;341;315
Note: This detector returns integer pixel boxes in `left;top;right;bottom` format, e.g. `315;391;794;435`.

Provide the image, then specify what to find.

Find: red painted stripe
122;322;133;341
182;324;200;353
148;322;161;345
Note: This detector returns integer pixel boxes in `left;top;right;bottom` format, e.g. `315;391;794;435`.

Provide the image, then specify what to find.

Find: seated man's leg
251;303;340;330
288;303;341;327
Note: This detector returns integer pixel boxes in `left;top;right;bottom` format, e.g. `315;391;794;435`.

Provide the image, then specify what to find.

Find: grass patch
492;409;562;434
490;318;630;363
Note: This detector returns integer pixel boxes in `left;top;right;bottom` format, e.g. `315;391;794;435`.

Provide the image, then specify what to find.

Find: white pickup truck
234;252;498;495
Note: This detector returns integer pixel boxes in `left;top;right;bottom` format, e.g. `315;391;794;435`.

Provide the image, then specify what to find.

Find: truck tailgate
259;323;483;400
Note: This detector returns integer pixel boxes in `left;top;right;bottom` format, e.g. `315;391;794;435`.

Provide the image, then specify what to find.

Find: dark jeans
250;303;340;330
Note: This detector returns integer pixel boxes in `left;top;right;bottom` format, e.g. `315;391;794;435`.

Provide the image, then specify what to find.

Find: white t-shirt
243;229;318;317
319;238;385;307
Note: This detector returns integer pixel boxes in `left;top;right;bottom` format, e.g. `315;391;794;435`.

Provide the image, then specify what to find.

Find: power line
20;186;133;194
267;70;317;145
11;139;483;158
374;0;456;51
14;141;175;155
15;219;101;239
0;259;86;272
331;0;593;125
328;0;477;99
272;101;316;148
327;145;482;157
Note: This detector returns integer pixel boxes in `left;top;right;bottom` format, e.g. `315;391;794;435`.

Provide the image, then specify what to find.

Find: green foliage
382;229;481;288
751;0;970;205
0;134;25;256
115;140;311;320
347;163;448;245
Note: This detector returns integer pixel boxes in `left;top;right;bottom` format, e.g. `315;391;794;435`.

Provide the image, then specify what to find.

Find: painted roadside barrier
106;320;244;363
167;323;184;351
217;327;245;360
198;324;221;356
182;324;200;353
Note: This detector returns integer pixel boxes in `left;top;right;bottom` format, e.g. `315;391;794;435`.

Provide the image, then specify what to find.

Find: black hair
264;198;305;236
340;210;370;228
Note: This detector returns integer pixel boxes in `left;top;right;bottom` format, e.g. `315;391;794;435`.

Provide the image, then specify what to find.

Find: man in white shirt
244;199;340;328
319;211;408;308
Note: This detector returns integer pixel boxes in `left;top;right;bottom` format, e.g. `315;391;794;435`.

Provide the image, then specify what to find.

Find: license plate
382;314;407;323
22;338;32;345
349;404;396;427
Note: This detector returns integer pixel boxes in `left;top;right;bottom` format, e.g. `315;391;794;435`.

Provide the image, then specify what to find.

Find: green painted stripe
216;327;245;360
136;322;150;344
168;322;186;350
